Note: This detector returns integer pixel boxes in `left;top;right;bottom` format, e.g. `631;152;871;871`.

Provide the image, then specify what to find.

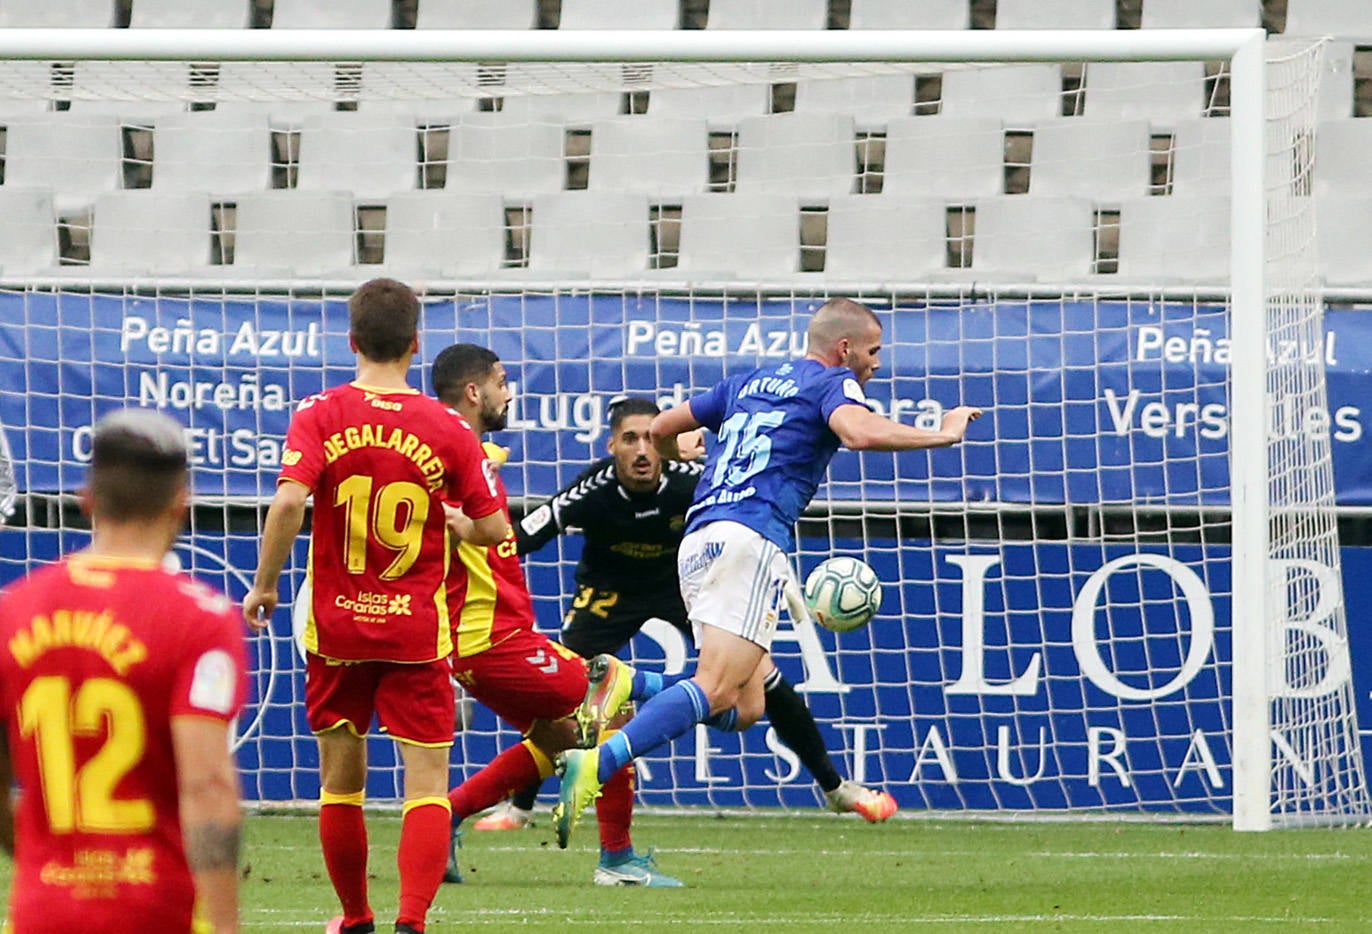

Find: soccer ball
803;556;882;633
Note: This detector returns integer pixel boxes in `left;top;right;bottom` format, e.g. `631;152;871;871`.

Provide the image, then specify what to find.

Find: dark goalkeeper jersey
517;457;703;596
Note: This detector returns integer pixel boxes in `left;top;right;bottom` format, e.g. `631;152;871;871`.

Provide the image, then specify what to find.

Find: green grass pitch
3;809;1369;931
127;810;1372;931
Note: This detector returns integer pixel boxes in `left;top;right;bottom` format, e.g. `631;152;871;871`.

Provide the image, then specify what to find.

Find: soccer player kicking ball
0;409;246;933
554;298;982;847
432;344;681;887
480;395;897;833
244;279;510;934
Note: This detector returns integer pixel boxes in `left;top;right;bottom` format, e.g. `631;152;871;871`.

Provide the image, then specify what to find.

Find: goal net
0;29;1364;829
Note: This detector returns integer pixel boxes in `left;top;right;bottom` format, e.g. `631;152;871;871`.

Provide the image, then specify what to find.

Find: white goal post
0;27;1363;831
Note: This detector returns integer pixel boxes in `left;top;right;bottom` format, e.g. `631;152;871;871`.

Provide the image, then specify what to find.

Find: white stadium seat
941;64;1063;124
270;0;391;28
65;62;196;122
647;84;771;128
1170;118;1230;197
1284;0;1372;39
735;112;858;200
1029;119;1152;201
793;76;916;132
0;0;114;27
559;0;678;29
1082;62;1207;126
130;0;252;28
1318;41;1355;121
214;61;341;123
444;113;567;198
588;116;710;198
231;191;356;276
152;110;274;196
1314;119;1372;198
0;189;59;275
501;64;625;125
882;116;1005;200
416;0;537;29
4;114;124;213
849;0;970;30
1317;193;1372;286
1140;0;1260;28
528;191;651;278
1115;196;1230;283
706;0;827;30
823;195;947;281
297;112;420;200
675;193;800;278
383;191;506;276
89;191;214;275
996;0;1115;29
971;196;1096;280
0;62;62;117
356;62;479;121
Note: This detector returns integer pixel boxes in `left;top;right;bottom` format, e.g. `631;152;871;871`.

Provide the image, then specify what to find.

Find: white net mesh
0;37;1365;825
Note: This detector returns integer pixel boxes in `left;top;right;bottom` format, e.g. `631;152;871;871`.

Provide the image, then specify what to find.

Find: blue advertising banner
4;291;1371;505
6;527;1362;811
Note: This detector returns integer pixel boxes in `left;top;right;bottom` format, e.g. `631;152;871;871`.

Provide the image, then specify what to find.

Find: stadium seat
355;63;478;121
0;189;59;275
214;61;342;123
528;191;651;277
588;116;710;198
1318;41;1354;121
735;113;858;200
89;191;214;275
849;0;970;29
1082;62;1207;126
501;64;625;125
1314;120;1372;198
65;62;198;122
444;112;567;198
1140;0;1261;27
793;76;916;132
0;62;62;117
995;0;1115;28
1114;196;1230;283
881;116;1005;200
416;0;538;28
970;196;1095;280
151;110;274;196
296;112;420;200
940;64;1063;124
3;114;124;214
1029;119;1152;201
705;0;827;30
1317;193;1372;286
1284;0;1372;38
270;0;391;28
822;195;947;281
1170;118;1229;197
0;0;114;27
559;0;678;29
382;191;506;276
230;191;356;276
130;0;252;27
646;84;771;128
674;193;800;278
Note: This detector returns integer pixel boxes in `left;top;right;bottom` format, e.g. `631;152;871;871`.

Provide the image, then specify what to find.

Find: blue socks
631;669;665;702
598;679;710;783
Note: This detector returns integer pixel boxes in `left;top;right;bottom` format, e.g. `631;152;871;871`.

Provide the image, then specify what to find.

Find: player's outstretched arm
650;403;702;461
242;480;309;631
172;716;241;933
830;404;983;452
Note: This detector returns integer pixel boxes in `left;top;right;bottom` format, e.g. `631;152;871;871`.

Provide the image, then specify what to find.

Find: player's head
348;277;420;363
85;408;189;527
807;298;882;385
607;396;662;492
432;343;511;433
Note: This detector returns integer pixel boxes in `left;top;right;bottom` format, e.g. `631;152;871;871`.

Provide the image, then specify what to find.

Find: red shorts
452;628;588;734
306;654;455;747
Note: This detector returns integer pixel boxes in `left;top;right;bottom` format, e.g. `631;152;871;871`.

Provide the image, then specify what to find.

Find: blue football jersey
685;358;870;550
